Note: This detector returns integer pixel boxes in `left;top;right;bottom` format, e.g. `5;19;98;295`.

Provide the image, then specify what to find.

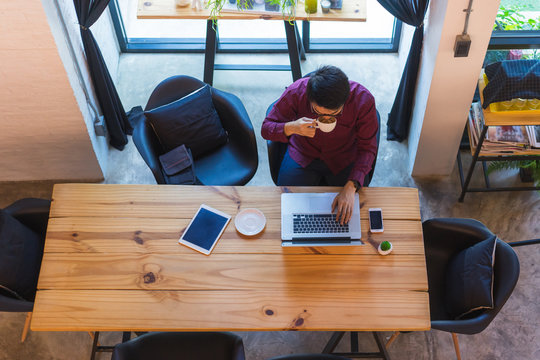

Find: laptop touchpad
309;197;332;212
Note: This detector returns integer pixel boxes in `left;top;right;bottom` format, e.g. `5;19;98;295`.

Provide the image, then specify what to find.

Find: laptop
281;193;363;247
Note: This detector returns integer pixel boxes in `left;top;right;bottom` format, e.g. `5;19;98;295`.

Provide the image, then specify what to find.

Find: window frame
109;0;401;53
488;30;540;50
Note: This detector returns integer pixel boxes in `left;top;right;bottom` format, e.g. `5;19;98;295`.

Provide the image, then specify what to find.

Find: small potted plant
487;160;540;186
207;0;297;22
378;241;393;256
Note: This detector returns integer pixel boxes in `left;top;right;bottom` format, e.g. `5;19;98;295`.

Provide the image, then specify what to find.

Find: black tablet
179;204;231;255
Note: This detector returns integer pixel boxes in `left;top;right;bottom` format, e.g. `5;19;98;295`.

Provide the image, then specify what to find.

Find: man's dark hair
307;65;350;109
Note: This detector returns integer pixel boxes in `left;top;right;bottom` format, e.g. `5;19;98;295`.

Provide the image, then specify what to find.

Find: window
488;0;540;49
109;0;401;53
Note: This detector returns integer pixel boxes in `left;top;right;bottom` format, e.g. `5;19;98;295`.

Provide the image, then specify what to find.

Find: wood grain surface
32;184;429;332
137;0;367;22
38;253;428;291
44;217;424;255
49;185;421;220
32;289;429;332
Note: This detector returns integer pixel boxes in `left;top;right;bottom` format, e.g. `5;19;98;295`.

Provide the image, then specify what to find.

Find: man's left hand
332;181;357;225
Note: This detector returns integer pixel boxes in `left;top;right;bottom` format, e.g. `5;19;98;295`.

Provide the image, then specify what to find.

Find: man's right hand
284;118;317;138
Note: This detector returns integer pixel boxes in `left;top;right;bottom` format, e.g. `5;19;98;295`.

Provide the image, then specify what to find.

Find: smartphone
369;208;384;233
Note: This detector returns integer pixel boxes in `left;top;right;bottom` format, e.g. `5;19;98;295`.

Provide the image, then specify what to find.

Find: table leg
302;20;310;53
373;331;391;360
459;125;488;202
204;20;218;86
482;161;491;188
284;21;302;82
350;331;359;352
322;331;345;353
295;22;306;60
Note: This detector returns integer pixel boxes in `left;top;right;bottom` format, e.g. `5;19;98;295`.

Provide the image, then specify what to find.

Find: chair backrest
266;100;380;186
423;218;520;335
0;198;50;312
111;332;245;360
267;355;351;360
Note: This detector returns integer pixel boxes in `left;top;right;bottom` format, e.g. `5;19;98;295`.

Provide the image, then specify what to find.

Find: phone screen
369;210;383;230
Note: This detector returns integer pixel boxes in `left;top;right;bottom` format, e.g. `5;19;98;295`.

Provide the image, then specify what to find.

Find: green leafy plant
487;160;540;187
206;0;297;24
494;5;540;31
380;241;391;251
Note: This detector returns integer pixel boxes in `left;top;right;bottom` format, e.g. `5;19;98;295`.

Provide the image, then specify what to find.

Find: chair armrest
212;88;256;150
212;88;258;169
3;198;50;238
431;312;494;335
267;140;288;185
132;118;166;184
423;218;495;251
0;294;34;312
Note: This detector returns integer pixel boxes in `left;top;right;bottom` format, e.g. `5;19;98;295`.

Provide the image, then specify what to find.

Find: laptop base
282;239;364;247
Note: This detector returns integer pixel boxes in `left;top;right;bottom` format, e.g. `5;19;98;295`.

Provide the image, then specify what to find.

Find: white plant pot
378;242;393;255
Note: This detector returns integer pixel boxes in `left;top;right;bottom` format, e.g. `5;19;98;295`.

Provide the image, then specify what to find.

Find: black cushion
144;85;228;158
0;209;43;302
445;235;497;319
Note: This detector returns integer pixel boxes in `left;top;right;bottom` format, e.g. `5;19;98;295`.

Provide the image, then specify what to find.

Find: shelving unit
457;75;540;202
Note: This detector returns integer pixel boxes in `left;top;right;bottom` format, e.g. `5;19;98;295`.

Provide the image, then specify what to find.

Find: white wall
42;0;121;176
0;0;104;181
408;0;500;176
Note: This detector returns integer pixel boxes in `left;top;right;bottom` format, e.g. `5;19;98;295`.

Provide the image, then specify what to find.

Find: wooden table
137;0;367;84
32;184;428;334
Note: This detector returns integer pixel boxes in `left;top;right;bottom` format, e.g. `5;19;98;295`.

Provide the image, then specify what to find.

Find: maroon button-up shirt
261;78;378;185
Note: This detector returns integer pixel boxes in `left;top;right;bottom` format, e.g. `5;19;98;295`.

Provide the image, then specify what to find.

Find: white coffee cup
316;117;337;132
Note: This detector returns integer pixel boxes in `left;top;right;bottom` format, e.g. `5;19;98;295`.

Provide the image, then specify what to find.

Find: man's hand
284;118;317;137
332;181;357;225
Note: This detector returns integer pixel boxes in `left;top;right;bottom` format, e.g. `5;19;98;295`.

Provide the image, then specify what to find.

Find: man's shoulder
349;81;374;97
287;77;309;93
348;81;375;105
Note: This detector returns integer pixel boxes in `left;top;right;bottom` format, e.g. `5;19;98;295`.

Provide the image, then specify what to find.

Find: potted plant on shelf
487;160;540;187
206;0;297;22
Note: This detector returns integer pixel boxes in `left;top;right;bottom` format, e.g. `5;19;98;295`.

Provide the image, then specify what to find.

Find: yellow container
482;74;540;114
305;0;318;13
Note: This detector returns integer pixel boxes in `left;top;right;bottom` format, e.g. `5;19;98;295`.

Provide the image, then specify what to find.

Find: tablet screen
180;206;230;253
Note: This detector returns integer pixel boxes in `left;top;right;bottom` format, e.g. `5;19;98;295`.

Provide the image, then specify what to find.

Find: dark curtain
73;0;132;150
377;0;430;142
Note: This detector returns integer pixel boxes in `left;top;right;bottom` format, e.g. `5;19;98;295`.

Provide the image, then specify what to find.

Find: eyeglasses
311;103;343;124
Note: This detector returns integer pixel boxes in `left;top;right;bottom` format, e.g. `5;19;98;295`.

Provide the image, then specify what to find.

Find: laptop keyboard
293;214;349;234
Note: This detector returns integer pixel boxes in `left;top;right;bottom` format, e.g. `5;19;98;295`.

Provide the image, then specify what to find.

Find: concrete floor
1;52;539;360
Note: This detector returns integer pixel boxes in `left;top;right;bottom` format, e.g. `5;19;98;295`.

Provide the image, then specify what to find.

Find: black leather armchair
0;198;51;341
111;332;246;360
404;218;519;359
265;101;380;186
423;218;520;334
133;75;258;185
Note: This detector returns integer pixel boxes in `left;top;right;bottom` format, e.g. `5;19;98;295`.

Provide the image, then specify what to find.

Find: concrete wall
0;0;104;181
41;0;121;177
408;0;501;176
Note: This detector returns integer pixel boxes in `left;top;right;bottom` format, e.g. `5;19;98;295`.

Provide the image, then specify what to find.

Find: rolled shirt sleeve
262;83;306;143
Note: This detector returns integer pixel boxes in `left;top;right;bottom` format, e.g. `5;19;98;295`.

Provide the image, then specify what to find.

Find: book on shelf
469;102;540;153
526;126;540;148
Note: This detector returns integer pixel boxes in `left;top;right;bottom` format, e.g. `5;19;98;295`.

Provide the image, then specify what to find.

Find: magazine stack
468;102;540;154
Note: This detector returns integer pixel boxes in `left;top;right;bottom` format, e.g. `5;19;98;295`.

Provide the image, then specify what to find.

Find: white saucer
235;208;266;236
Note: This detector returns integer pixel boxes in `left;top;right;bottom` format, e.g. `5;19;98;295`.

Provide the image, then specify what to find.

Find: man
261;65;378;225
